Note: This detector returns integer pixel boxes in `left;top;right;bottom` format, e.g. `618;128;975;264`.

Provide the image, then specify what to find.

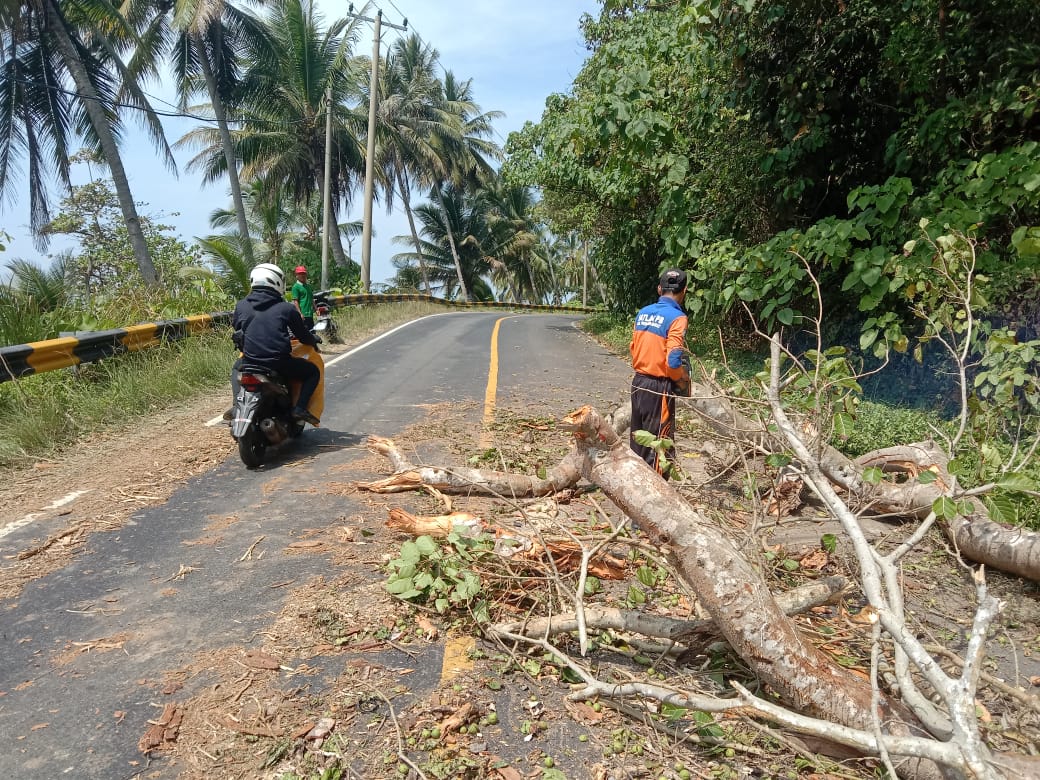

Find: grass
0;301;446;468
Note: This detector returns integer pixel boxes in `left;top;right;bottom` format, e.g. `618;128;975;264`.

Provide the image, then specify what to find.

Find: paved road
0;312;632;779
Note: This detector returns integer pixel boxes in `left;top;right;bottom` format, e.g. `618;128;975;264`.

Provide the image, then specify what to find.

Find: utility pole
320;85;333;291
350;5;407;293
582;242;588;307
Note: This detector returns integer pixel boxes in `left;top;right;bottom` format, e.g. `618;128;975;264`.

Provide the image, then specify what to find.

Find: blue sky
1;0;599;288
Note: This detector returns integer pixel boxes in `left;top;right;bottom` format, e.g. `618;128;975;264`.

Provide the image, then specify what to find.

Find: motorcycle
311;291;340;343
230;343;324;468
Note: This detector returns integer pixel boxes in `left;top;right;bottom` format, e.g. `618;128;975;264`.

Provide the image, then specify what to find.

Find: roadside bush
0;331;235;467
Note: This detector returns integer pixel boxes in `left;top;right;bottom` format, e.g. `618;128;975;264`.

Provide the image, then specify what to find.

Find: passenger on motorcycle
232;263;322;426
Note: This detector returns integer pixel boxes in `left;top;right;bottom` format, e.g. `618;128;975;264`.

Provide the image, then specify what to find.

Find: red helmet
294;265;307;274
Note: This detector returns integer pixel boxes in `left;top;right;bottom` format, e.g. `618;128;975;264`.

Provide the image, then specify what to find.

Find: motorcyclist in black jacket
231;263;321;426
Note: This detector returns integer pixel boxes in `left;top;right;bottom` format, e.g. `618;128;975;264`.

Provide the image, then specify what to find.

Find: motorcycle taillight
317;305;329;315
240;373;262;391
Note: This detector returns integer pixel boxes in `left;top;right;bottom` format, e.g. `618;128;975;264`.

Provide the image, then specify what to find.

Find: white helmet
249;263;285;295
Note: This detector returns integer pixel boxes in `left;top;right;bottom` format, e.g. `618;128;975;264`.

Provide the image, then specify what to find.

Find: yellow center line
440;634;475;685
481;317;508;449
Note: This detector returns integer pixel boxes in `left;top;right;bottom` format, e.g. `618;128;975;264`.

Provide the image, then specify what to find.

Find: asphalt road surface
0;312;632;779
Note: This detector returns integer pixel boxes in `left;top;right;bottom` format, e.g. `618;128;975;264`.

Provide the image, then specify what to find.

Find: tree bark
47;0;157;286
358;435;582;496
196;31;253;266
396;169;431;294
435;184;469;302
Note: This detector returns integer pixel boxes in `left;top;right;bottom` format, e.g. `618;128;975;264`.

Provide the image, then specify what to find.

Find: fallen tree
362;407;1039;778
359;237;1040;776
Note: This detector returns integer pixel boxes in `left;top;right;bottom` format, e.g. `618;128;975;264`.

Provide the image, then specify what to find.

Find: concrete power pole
353;7;406;293
320;85;333;291
582;241;588;307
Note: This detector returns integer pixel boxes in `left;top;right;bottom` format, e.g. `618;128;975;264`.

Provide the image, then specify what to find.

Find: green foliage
385;532;493;621
632;429;682;479
509;0;1040;325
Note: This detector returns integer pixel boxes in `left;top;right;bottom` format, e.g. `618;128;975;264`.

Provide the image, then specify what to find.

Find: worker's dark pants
232;356;320;411
630;373;677;475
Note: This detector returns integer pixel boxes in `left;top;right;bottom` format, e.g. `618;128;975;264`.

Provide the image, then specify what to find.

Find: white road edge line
204;312;457;427
1;489;93;540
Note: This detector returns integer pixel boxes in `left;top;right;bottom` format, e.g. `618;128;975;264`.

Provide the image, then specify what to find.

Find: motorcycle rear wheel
237;426;266;468
326;320;341;344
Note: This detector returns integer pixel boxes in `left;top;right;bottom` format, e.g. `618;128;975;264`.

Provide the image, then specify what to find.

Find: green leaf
932;496;959;520
398;541;420;564
636;565;657;588
414;535;439;557
765;453;792;468
984;494;1018;525
627;585;647;604
386;578;417;595
536;465;547;480
781;558;799;571
833;412;854;438
413;572;434;590
862;466;884;484
916;470;938;484
583;576;601;595
633;429;658;447
996;473;1037;492
821;533;837;553
777;307;795;325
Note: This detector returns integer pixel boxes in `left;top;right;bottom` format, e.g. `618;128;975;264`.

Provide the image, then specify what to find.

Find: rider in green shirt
291;265;315;330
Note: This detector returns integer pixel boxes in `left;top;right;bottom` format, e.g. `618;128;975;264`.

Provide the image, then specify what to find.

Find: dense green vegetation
507;1;1040;337
507;0;1040;524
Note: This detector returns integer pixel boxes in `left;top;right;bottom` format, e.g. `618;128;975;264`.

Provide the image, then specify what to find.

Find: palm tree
484;180;549;303
178;0;366;269
167;0;273;267
425;71;502;302
372;33;444;295
207;176;312;263
392;183;494;301
0;0;172;285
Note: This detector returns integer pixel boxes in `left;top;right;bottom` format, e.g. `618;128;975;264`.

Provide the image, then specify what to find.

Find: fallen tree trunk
559;405;944;777
493;576;847;644
362;408;1039;776
358;435;582;496
680;378;1040;581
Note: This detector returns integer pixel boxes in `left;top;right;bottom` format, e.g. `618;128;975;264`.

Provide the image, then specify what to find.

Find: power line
11;75;310;129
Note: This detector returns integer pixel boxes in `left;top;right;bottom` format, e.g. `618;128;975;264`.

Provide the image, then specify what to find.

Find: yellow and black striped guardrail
0;294;599;383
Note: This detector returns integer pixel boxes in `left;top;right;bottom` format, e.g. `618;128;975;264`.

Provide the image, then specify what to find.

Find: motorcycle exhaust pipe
259;417;289;444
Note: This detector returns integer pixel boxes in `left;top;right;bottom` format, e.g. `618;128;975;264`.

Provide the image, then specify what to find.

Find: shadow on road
249;428;367;471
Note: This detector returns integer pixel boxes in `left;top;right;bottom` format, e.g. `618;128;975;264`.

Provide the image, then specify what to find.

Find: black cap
659;268;687;293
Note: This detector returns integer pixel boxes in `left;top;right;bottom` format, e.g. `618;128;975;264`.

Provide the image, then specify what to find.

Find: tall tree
484;180;546;303
372;33;445;295
0;0;173;285
177;0;365;269
393;183;493;301
167;0;272;267
423;70;502;302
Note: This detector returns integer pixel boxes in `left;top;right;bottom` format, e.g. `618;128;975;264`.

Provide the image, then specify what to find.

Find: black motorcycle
230;364;305;468
311;291;339;343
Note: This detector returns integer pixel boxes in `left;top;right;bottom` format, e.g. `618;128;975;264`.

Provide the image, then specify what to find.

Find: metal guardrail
0;294;598;383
